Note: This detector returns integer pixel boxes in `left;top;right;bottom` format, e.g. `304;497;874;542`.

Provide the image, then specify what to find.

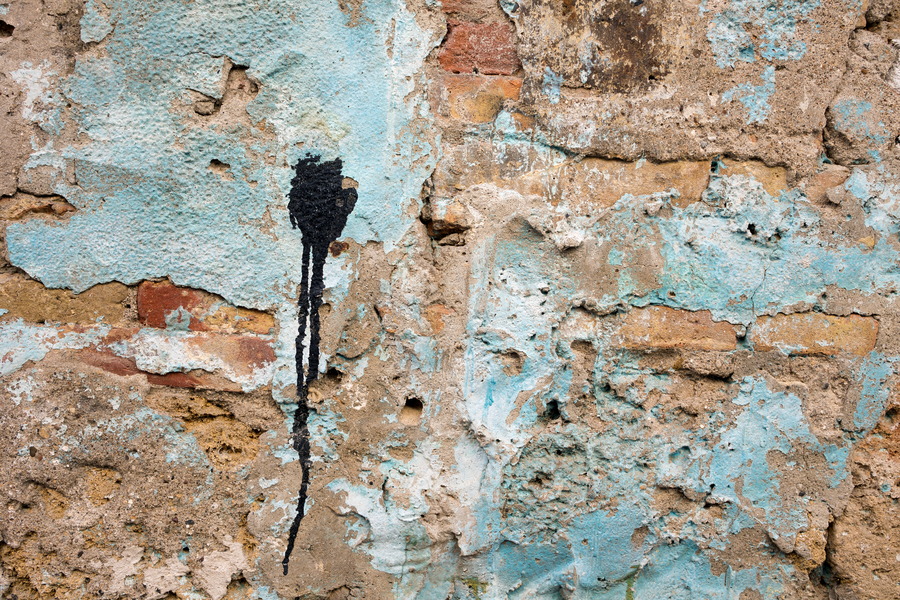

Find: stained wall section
2;0;900;599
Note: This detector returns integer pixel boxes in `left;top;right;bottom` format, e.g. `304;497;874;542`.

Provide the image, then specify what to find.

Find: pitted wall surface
2;0;900;599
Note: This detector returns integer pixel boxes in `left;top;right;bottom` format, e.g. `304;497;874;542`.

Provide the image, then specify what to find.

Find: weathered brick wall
1;0;900;598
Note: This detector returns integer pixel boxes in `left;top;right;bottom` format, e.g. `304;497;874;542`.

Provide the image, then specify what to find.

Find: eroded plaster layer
2;0;900;599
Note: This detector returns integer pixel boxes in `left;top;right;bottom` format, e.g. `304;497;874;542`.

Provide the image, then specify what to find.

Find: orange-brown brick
718;159;788;197
137;280;274;334
619;307;737;352
752;313;878;356
441;74;522;123
431;145;709;208
0;274;130;325
0;192;75;220
438;22;520;75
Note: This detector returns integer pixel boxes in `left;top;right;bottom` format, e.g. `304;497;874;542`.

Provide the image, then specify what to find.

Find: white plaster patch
105;545;143;594
143;558;191;598
0;321;109;377
10;60;59;127
107;329;275;391
194;538;247;600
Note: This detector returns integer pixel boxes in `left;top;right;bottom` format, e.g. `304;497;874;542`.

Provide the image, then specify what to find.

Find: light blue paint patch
11;61;65;136
704;0;818;68
707;11;755;68
606;246;624;266
251;586;285;600
396;330;442;374
307;407;348;463
604;172;900;324
658;374;861;547
852;352;895;432
499;0;519;17
541;67;563;104
269;438;297;466
722;65;775;124
464;227;577;446
844;167;900;237
493;536;575;598
80;0;114;43
703;377;819;537
7;0;440;310
824;445;851;488
831;98;890;146
164;306;193;330
414;540;458;600
631;541;785;599
568;504;650;590
0;320;109;377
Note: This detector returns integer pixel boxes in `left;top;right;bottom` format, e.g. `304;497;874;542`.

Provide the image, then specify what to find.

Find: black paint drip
282;155;357;575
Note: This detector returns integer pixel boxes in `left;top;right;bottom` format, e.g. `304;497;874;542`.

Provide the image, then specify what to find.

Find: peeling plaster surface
6;0;439;306
3;0;900;599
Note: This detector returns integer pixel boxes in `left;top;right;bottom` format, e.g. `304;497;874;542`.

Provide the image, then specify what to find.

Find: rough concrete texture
2;0;900;598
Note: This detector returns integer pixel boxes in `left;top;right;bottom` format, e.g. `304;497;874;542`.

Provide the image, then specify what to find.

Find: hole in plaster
209;159;232;177
0;21;14;37
543;399;561;421
571;340;593;355
325;367;344;382
500;350;524;376
399;397;423;426
747;223;758;236
529;472;552;487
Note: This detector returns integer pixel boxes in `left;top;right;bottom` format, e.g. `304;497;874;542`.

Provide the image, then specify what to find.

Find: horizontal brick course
619;306;737;352
76;328;274;392
137;280;274;334
440;74;522;124
752;313;878;356
0;274;130;325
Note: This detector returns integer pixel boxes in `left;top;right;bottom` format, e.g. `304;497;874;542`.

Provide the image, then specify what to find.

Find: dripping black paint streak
282;155;357;575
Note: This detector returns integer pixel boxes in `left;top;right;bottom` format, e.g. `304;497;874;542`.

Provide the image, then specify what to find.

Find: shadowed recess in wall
282;155;357;575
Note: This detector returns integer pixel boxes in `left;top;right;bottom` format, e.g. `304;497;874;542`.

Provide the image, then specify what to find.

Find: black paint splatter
282;155;357;575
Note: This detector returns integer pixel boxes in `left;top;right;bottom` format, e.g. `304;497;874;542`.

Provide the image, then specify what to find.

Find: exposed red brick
74;347;244;391
76;327;273;392
137;280;274;334
146;371;243;392
76;349;142;377
438;22;520;75
619;307;737;352
137;281;206;328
